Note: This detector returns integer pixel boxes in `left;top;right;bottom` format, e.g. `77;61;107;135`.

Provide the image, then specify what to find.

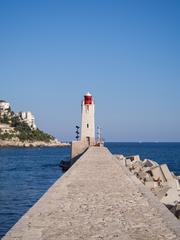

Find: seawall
0;139;70;147
3;147;180;239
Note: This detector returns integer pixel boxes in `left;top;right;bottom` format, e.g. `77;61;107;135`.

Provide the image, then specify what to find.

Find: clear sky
0;0;179;142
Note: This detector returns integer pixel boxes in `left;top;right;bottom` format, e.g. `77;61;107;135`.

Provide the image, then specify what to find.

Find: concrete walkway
3;147;180;240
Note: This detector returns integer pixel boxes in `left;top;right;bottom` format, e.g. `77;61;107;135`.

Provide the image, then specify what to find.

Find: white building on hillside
17;111;37;129
0;100;10;114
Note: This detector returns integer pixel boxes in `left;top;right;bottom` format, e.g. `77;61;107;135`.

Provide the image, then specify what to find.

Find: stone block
143;159;159;168
151;166;167;183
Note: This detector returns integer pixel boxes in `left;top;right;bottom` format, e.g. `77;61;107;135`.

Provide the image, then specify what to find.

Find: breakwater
3;146;180;240
107;142;180;175
115;154;180;219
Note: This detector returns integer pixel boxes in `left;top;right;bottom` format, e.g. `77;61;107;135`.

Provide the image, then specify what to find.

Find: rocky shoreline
115;154;180;219
0;139;70;147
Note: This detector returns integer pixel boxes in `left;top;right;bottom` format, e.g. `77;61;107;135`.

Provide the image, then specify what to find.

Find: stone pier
3;147;180;240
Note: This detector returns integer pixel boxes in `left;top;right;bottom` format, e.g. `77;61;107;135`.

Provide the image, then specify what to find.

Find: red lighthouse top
84;92;92;105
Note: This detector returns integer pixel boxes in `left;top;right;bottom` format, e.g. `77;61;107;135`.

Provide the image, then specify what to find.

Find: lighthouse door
86;137;90;145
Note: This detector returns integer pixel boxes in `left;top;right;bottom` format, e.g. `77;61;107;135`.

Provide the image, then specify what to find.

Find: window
87;124;89;128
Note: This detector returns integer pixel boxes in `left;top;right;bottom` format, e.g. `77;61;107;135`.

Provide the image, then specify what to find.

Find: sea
0;142;180;238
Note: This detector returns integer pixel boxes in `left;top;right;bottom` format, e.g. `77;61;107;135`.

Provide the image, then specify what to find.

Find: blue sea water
0;147;70;238
0;143;180;238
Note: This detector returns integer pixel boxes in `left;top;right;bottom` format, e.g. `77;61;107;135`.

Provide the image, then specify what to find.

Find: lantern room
84;92;92;105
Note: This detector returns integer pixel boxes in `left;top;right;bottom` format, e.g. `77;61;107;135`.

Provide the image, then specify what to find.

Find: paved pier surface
3;147;180;240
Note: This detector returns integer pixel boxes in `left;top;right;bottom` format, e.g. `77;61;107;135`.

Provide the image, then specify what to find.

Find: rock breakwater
115;154;180;219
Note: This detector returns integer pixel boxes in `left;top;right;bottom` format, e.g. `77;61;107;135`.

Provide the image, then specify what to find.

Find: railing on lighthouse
96;126;104;147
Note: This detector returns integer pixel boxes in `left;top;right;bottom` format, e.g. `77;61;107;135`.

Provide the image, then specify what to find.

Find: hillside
0;100;66;147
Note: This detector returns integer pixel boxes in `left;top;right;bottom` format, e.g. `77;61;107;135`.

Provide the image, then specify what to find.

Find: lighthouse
81;92;95;145
71;92;95;160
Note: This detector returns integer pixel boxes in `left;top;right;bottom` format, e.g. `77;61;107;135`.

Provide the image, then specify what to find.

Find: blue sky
0;0;179;142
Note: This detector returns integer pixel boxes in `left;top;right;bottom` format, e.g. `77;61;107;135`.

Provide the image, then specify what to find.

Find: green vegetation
0;132;15;140
15;122;54;142
0;107;13;124
0;114;11;124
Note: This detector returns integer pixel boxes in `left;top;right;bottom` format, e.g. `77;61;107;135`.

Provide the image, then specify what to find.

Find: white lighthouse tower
81;92;95;145
71;92;95;160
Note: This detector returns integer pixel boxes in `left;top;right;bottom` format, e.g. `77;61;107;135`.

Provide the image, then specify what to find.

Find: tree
1;114;10;124
12;116;21;127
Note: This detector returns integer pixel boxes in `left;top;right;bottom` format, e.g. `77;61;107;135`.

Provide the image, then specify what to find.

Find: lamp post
75;125;80;140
